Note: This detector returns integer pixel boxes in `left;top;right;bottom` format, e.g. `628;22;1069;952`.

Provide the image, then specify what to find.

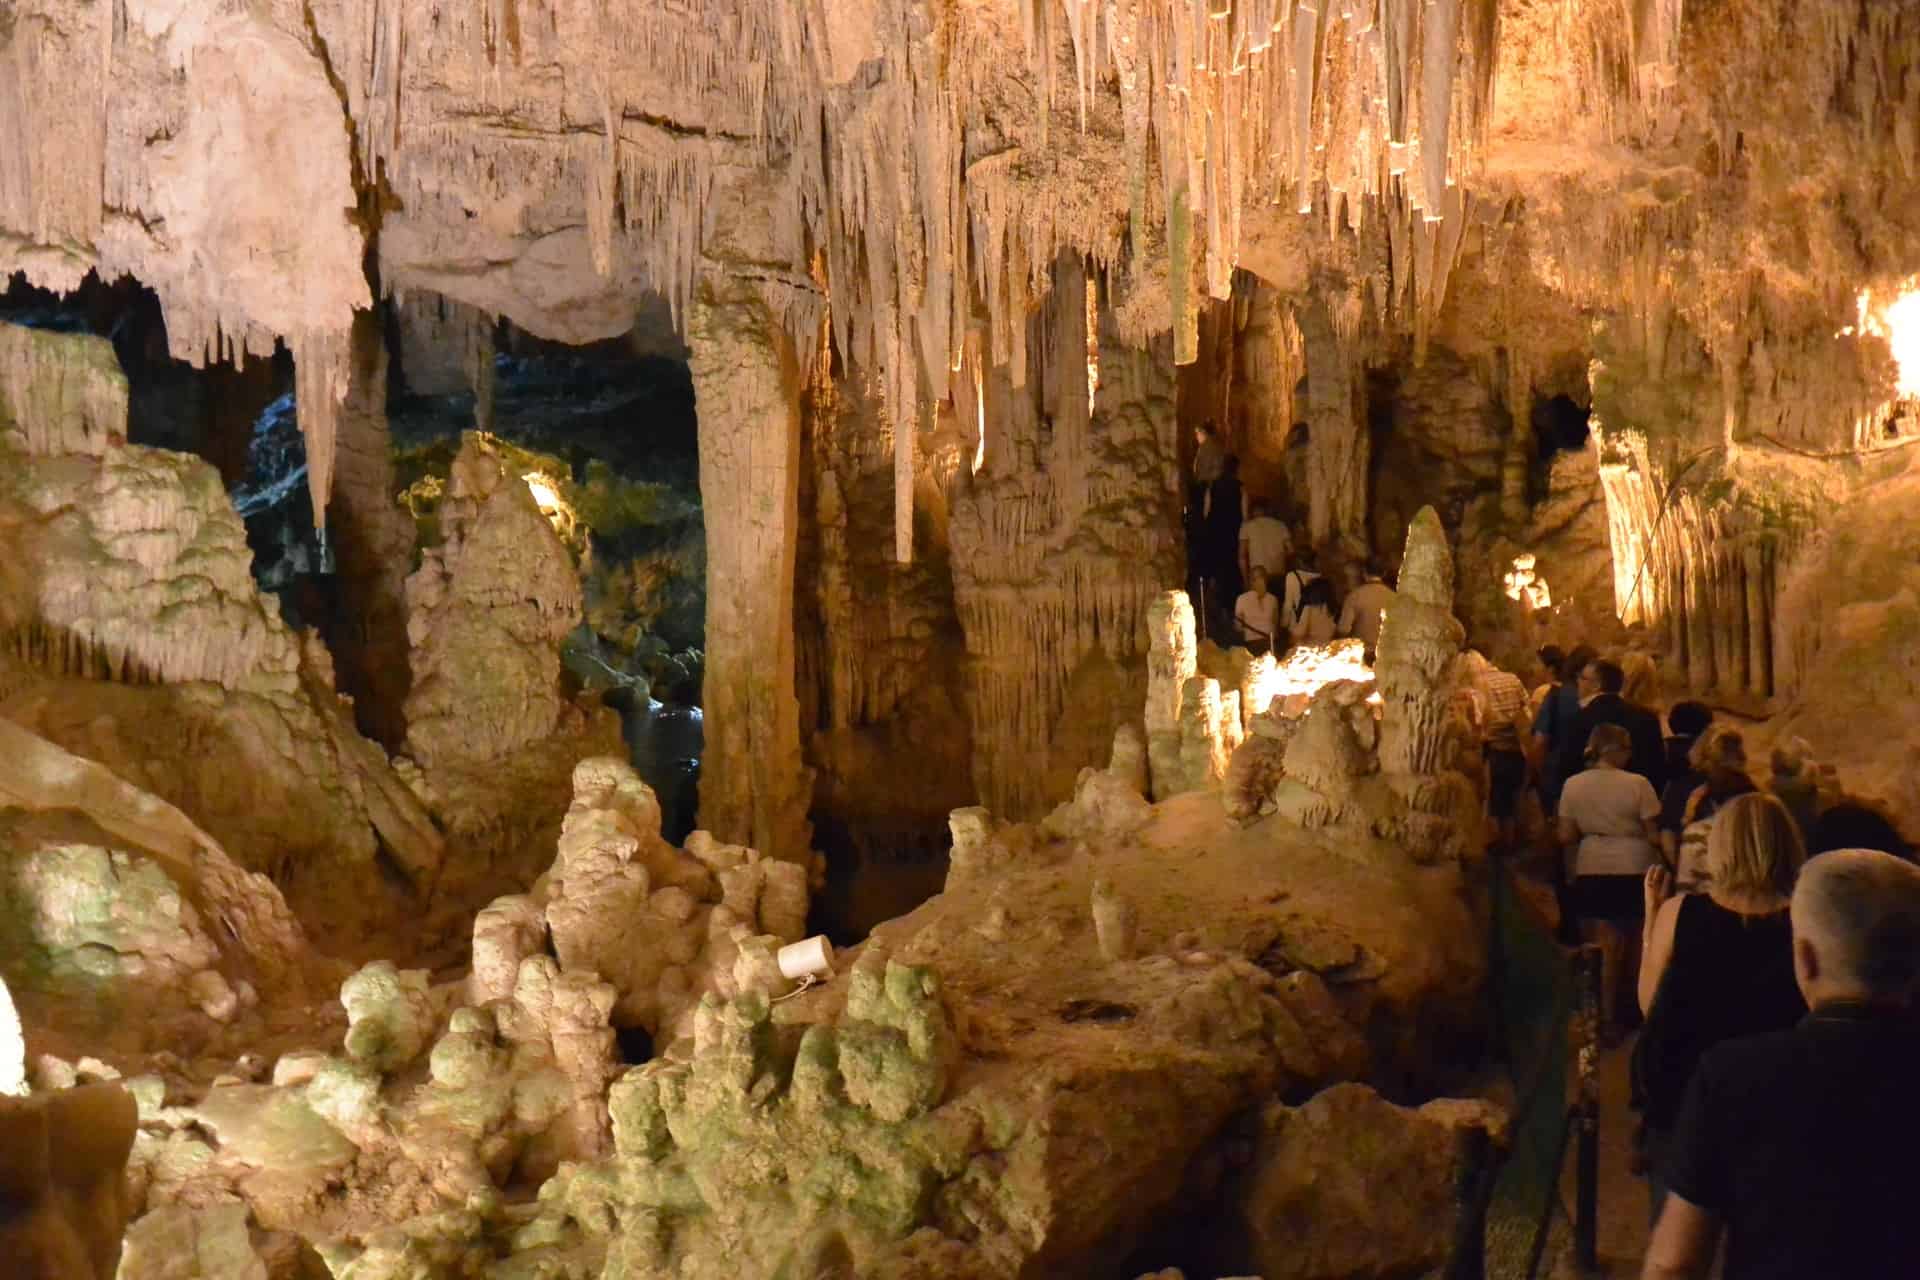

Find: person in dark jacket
1532;643;1598;817
1644;850;1920;1279
1557;658;1666;795
1658;700;1714;829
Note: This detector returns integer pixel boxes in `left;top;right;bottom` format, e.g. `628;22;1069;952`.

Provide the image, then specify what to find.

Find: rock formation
0;323;445;940
6;0;1920;1273
535;757;810;1039
0;1081;139;1278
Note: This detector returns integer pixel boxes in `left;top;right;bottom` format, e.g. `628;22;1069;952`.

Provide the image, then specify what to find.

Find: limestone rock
1223;734;1288;822
0;1082;138;1279
468;895;547;1006
539;757;809;1037
340;961;436;1073
403;432;584;772
1091;876;1140;961
118;1204;268;1280
1377;508;1467;777
1147;592;1199;800
0;836;219;1009
1237;1083;1503;1280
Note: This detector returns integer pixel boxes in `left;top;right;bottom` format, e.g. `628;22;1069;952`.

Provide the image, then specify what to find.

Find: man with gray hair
1643;849;1920;1278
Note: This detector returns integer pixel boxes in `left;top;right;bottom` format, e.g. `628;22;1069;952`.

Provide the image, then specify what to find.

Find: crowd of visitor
1489;640;1920;1278
1186;423;1395;659
1185;423;1920;1276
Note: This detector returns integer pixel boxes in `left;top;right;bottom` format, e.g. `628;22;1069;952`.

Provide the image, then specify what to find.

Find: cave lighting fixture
1503;553;1552;610
1857;282;1920;400
1248;638;1381;720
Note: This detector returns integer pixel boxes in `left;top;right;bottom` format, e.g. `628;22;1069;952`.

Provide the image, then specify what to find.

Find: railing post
1444;1124;1492;1280
1572;944;1604;1274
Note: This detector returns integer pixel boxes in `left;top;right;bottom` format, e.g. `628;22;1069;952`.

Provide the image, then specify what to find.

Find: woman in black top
1635;792;1808;1218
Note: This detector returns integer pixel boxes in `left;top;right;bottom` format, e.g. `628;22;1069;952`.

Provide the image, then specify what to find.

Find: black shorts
1486;748;1526;819
1571;874;1645;926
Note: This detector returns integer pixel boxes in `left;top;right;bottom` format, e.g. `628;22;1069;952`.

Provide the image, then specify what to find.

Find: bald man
1644;849;1920;1279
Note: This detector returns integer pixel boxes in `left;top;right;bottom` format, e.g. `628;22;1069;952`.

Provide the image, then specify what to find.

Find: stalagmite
1147;591;1199;801
1377;508;1465;776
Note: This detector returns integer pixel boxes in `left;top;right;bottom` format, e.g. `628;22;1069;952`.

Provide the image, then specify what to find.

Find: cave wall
4;0;1920;839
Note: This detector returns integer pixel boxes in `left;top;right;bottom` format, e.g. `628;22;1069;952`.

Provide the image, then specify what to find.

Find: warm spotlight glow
522;471;575;538
1886;292;1920;399
971;362;986;475
1503;553;1552;610
1247;639;1380;719
1085;274;1101;404
524;473;561;512
1859;283;1920;400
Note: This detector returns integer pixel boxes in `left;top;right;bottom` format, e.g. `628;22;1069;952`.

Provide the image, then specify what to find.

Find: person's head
1223;453;1240;476
1790;849;1920;1004
1295;547;1318;573
1589;659;1625;695
1708;793;1806;901
1301;576;1335;609
1667;699;1713;741
1538;645;1566;681
1462;649;1492;677
1689;724;1746;776
1363;560;1385;583
1585;722;1633;769
1809;803;1912;860
1250;566;1271;592
1771;737;1813;781
1195;421;1213;444
1561;644;1599;684
1619;653;1656;702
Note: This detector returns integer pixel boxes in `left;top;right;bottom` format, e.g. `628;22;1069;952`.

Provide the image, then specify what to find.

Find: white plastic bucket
777;935;835;981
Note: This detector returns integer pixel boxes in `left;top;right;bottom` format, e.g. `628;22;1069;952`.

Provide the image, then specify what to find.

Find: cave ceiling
3;0;1917;522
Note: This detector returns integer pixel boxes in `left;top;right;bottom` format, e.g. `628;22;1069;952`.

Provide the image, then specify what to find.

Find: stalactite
293;331;351;531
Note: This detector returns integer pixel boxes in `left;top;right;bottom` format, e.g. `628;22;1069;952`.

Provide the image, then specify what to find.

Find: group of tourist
1187;423;1397;659
1491;643;1920;1277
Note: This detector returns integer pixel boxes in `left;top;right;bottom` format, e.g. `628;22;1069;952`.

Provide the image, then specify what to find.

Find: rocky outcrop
529;757;809;1040
403;432;585;772
0;323;444;936
0;1082;139;1278
1235;1084;1503;1280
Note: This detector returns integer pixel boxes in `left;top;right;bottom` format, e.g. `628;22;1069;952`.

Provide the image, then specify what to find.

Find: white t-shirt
1290;604;1337;647
1241;517;1292;580
1559;765;1661;877
1235;590;1282;645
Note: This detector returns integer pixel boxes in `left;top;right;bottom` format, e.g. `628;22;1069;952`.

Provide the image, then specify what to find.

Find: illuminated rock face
403;432;585;773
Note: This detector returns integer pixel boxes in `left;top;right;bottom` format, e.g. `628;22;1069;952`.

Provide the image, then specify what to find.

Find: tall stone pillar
1300;300;1368;547
690;271;813;867
327;307;416;748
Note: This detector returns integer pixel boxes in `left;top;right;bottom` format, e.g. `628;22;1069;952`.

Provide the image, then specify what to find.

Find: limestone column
690;271;813;867
327;307;416;748
1300;300;1368;547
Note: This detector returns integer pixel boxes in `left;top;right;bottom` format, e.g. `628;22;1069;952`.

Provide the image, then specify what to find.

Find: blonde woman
1634;793;1808;1216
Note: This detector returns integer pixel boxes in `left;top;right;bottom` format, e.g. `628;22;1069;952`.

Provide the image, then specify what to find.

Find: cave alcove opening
1530;392;1592;501
0;271;295;493
387;301;709;846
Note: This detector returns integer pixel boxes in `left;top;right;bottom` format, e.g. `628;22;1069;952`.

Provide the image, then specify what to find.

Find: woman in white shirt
1557;722;1663;1040
1234;570;1282;655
